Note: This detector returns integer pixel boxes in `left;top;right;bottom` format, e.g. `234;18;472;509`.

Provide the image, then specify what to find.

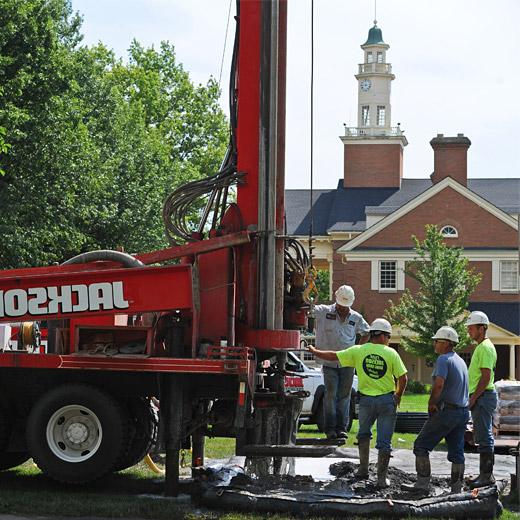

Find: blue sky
71;0;519;189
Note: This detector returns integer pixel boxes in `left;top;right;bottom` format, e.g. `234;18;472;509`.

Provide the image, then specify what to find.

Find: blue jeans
323;366;354;434
471;390;497;453
414;405;470;464
357;393;397;453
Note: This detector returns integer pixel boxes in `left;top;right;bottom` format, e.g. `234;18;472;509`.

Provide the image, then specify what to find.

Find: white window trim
372;259;405;292
397;259;405;291
492;260;500;291
497;259;519;293
440;225;458;238
365;253;519;294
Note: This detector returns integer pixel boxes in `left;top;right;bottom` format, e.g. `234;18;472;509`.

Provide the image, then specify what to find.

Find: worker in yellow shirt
466;311;497;488
308;318;408;488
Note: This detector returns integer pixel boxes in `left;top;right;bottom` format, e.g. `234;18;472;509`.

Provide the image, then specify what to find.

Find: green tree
385;225;481;362
0;127;9;175
315;269;331;302
90;40;228;254
0;1;228;268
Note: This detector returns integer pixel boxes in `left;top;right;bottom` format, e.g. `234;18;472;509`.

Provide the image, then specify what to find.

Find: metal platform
295;437;345;446
242;444;339;457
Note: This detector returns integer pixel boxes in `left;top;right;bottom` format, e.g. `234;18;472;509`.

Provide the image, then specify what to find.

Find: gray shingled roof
365;179;431;214
284;189;335;236
367;178;520;215
285;178;520;234
285;182;398;235
468;179;520;214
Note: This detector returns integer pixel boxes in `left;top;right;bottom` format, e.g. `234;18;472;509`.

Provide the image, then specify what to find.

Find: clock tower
341;22;407;188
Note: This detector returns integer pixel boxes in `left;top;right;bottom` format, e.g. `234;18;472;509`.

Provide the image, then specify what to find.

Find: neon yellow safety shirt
337;342;407;396
468;338;497;394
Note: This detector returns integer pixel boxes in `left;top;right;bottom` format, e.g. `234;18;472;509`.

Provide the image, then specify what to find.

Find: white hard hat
369;318;392;335
465;311;489;327
432;326;459;343
335;285;355;307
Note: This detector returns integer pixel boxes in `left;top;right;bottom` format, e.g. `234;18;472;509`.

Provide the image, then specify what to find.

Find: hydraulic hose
61;250;143;268
143;453;164;475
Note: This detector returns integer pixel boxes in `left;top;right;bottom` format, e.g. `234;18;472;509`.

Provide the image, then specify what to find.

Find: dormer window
367;52;374;63
441;225;458;238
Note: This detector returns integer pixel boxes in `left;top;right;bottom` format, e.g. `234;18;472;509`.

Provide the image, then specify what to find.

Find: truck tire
314;394;355;433
0;452;29;471
115;397;159;471
26;384;129;484
315;399;325;433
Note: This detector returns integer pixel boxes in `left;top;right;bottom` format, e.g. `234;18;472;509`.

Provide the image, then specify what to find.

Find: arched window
441;225;458;238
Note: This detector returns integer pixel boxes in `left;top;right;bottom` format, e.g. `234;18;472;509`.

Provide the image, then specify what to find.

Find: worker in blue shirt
403;326;469;494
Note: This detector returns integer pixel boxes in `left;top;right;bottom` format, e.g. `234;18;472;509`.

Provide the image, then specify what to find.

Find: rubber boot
401;456;431;491
355;438;370;479
450;463;465;493
468;452;495;489
376;451;391;488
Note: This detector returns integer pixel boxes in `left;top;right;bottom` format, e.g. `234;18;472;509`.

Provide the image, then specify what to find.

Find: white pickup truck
284;352;359;432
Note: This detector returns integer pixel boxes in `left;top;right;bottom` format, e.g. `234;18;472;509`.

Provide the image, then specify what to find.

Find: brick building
286;23;520;383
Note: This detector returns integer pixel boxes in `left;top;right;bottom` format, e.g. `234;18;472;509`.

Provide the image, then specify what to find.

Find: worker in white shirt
312;285;370;439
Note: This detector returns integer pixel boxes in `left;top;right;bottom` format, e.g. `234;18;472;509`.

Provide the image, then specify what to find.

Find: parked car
284;352;359;432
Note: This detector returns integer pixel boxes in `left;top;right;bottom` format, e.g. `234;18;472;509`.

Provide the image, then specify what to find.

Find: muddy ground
221;461;453;500
197;461;458;500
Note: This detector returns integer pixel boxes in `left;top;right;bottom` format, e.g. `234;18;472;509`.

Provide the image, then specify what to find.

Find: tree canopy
0;0;228;268
385;225;481;362
0;126;9;175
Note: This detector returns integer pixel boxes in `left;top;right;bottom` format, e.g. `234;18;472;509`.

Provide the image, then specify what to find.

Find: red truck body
0;0;306;494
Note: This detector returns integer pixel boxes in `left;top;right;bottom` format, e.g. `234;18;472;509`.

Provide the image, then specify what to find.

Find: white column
328;259;334;300
509;344;516;380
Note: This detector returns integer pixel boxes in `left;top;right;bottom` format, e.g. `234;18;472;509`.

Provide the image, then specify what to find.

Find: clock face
360;79;372;92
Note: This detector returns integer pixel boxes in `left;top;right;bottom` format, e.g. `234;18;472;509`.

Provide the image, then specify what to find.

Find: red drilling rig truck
0;0;322;495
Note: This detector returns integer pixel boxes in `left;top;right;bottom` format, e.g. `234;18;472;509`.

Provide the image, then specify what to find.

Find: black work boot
450;463;465;493
468;452;495;489
402;455;431;491
355;438;370;479
376;451;391;488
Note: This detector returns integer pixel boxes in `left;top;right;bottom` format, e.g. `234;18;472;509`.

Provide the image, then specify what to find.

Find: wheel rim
45;405;103;463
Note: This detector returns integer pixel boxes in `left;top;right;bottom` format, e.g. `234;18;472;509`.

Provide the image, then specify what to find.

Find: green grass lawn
400;392;430;412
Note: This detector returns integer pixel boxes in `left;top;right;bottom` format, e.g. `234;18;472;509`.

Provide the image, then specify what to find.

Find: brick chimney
430;134;471;187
